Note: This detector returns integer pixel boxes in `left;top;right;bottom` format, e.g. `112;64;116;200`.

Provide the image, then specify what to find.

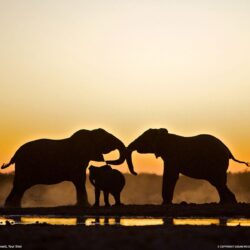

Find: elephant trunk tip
125;148;138;176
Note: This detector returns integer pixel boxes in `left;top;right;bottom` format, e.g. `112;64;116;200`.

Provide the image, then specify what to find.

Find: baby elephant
89;165;125;207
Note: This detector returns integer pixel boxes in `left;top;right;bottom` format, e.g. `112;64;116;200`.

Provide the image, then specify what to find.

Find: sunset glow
0;1;250;174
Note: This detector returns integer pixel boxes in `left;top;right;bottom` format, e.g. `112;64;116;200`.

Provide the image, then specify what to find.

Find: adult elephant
1;128;137;207
126;128;249;204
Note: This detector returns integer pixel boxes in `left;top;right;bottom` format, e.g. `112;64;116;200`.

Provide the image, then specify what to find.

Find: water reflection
0;217;15;225
84;217;120;226
173;218;219;226
120;218;163;226
85;218;96;226
227;219;250;227
84;217;164;226
0;216;250;227
21;217;77;225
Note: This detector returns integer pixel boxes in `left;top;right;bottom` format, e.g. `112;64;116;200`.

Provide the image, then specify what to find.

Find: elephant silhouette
1;128;137;207
89;165;125;207
127;128;249;204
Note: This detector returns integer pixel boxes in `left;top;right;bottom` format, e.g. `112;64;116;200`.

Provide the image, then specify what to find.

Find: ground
0;224;250;250
1;204;250;250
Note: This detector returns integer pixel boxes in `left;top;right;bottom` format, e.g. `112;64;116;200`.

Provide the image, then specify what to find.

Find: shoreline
1;204;250;217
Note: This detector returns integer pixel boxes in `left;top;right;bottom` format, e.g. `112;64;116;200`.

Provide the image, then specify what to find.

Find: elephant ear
90;128;123;161
91;128;108;145
88;129;106;161
154;128;168;158
69;129;91;156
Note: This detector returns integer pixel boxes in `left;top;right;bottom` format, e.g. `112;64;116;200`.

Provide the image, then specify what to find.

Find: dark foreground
1;204;250;250
0;224;250;250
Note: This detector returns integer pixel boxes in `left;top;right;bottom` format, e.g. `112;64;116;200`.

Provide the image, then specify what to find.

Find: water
0;216;250;226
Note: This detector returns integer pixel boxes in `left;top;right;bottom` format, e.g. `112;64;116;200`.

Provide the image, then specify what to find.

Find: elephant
89;165;125;207
1;128;137;207
126;128;249;204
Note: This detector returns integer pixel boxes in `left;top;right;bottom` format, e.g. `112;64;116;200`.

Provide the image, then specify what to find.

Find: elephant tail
1;158;15;169
230;153;249;167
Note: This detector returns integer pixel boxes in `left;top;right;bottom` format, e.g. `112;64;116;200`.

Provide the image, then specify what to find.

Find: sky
0;0;250;175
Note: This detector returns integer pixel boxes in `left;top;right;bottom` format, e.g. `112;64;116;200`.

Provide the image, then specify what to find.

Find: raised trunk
105;142;126;165
106;142;137;175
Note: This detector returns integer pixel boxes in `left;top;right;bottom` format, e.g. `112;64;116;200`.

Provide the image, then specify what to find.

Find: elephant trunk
105;142;126;166
106;142;137;175
126;148;137;176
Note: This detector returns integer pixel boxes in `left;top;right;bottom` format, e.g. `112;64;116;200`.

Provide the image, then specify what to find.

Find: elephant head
126;128;168;173
70;128;137;175
89;164;112;186
91;128;137;175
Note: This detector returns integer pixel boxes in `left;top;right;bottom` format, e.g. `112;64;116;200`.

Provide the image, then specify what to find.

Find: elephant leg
5;185;27;208
209;177;237;204
113;192;122;206
162;164;179;205
104;191;110;207
216;184;237;204
93;187;101;207
73;172;90;207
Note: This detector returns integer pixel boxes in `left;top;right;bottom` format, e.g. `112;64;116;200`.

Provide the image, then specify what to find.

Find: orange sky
0;1;250;175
